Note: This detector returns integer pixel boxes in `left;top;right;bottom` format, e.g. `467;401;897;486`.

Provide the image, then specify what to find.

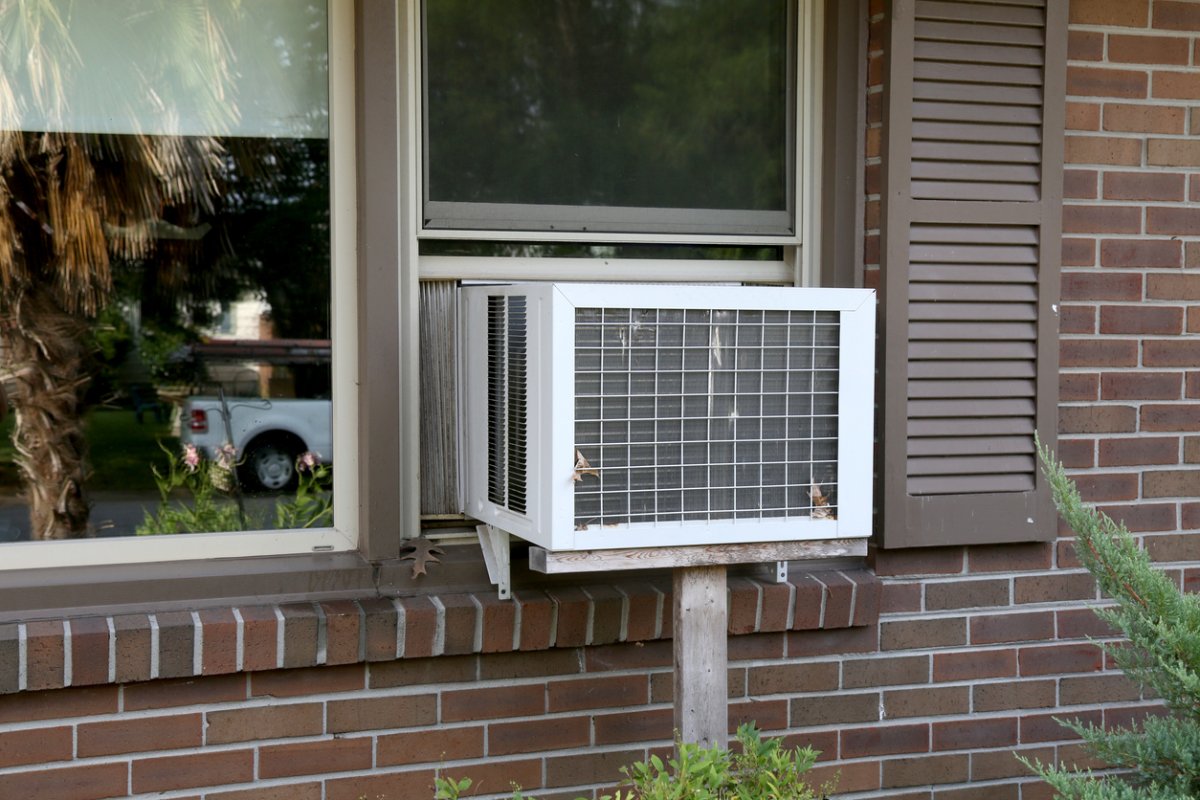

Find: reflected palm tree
0;0;234;538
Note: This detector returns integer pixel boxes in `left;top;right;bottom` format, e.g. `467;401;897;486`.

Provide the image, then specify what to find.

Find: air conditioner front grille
487;295;528;513
573;307;840;529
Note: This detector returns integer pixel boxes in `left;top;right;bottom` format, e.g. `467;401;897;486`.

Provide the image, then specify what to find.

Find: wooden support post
673;564;728;749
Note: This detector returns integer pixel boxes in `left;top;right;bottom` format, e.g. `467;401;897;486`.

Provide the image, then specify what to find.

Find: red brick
545;750;637;790
237;605;279;672
1098;502;1178;532
729;632;784;661
748;661;839;695
786;625;878;658
1059;304;1095;333
1057;438;1095;469
357;597;399;662
1062;204;1142;234
1058;405;1137;433
1144;468;1200;497
259;738;373;779
1099;435;1181;466
932;717;1017;751
1064;136;1142;166
589;585;625;645
1061;673;1142;705
883;686;969;719
728;577;760;635
870;546;963;577
327;694;436;733
1057;607;1119;639
474;592;517;653
1104;102;1186;133
1060;372;1099;402
842;723;929;758
1154;71;1200;100
1061;271;1142;301
1021;709;1102;743
1071;0;1148;27
197;608;237;675
399;595;438;659
1145;532;1200;561
1014;572;1096;604
729;698;788;732
1149;138;1200;166
1109;34;1190;64
1155;0;1200;29
1149;273;1200;300
133;750;255;793
961;542;1051;574
155;610;196;680
1019;643;1104;676
68;617;110;687
326;770;437;800
882;753;969;789
480;649;578;681
973;680;1056;713
207;703;323;744
585;639;672;671
791;575;825;630
442;683;545;722
209;784;321;800
0;763;128;800
881;617;966;650
594;707;673;744
26;620;65;691
851;571;883;627
1103;171;1186;201
1101;371;1182;400
320;599;363;665
882;582;923;614
1102;238;1181;269
377;725;484;767
124;674;244;711
251;664;364;697
1063;169;1097;199
548;586;591;647
843;655;929;688
1061;237;1096;266
1146;340;1200;367
1067;31;1103;62
0;685;117;724
0;725;72;767
759;579;792;631
1142;403;1200;431
1059;339;1139;367
548;674;647;712
970;612;1055;645
819;571;854;628
796;691;882;725
112;614;153;684
489;715;590;756
1148;206;1200;236
1187;502;1200;528
1073;472;1139;502
1067;67;1148;99
78;713;201;757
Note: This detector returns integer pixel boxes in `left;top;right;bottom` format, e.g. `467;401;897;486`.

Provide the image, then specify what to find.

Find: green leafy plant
434;723;832;800
1023;439;1200;799
137;444;332;534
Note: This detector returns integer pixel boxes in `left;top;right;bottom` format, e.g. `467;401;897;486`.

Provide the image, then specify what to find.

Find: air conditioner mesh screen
574;307;840;528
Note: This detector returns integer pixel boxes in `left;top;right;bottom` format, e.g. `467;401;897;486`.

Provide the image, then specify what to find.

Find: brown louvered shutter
879;0;1066;547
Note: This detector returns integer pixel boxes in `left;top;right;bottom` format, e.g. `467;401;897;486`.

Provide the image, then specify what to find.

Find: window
0;0;357;569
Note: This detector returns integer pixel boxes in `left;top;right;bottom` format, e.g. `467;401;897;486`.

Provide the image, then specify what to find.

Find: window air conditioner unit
460;283;875;553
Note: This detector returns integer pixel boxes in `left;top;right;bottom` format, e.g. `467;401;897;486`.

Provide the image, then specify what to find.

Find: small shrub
434;722;833;799
1023;439;1200;799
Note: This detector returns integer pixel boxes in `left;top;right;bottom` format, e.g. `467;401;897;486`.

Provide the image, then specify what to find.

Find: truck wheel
240;439;300;492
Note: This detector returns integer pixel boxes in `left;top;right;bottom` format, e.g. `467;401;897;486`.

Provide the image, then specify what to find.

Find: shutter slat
913;120;1042;144
910;341;1038;360
910;282;1038;301
910;321;1037;340
908;417;1036;437
914;41;1045;66
908;435;1034;456
912;161;1040;183
912;139;1041;163
908;378;1035;398
911;243;1039;263
911;264;1038;282
911;223;1040;244
913;99;1043;124
914;61;1045;86
908;473;1036;494
917;20;1045;46
909;398;1036;417
913;81;1043;105
911;301;1037;320
908;454;1036;476
909;359;1037;378
915;0;1045;26
913;181;1040;201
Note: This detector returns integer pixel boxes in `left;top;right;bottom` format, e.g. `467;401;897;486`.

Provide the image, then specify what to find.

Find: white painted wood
529;539;867;574
421;256;792;284
674;565;728;749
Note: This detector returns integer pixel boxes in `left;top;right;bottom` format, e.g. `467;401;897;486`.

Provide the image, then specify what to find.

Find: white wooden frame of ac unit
461;283;875;554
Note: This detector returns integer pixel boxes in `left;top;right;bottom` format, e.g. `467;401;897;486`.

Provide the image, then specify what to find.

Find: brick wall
2;1;1199;798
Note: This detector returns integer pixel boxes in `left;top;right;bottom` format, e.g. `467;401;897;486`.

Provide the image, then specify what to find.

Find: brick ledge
0;570;879;695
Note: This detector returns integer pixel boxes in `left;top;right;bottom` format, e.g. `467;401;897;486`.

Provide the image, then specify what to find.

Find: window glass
0;0;333;543
423;0;793;235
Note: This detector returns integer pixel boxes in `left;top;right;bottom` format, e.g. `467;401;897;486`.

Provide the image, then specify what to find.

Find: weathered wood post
673;564;728;749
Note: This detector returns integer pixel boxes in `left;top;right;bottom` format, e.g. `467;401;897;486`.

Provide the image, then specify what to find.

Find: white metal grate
572;307;840;528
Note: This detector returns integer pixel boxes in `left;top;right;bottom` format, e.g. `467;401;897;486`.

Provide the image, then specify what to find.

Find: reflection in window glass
424;0;793;234
418;241;784;261
0;1;332;542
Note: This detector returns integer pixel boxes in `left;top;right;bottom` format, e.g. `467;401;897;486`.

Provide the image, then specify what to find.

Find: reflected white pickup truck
180;397;332;492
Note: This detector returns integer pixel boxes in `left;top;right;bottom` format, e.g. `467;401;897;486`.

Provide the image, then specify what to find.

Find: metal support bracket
476;524;511;600
773;560;789;584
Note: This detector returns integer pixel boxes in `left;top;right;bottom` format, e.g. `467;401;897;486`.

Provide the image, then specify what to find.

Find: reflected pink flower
215;443;237;470
182;444;200;473
298;451;319;473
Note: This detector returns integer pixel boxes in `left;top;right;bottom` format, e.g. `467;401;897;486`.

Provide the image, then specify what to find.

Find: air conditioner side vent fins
486;295;529;515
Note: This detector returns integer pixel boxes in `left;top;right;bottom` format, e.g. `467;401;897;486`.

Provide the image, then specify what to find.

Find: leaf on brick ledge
399;537;445;578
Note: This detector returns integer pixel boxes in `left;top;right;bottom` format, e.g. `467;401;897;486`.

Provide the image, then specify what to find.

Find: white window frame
0;0;359;571
402;0;826;536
